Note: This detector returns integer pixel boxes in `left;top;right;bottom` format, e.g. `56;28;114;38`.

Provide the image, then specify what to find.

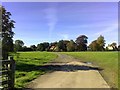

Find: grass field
10;52;57;88
62;52;118;88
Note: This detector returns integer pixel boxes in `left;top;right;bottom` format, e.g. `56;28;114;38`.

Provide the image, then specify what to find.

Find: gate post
8;56;15;89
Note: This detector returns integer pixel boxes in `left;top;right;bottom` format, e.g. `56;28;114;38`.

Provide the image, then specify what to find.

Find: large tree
110;42;118;51
14;40;24;51
57;40;69;51
30;45;37;51
43;42;49;51
57;40;64;51
96;35;105;51
89;40;100;51
37;42;49;51
89;35;105;51
1;6;15;59
75;35;88;51
66;40;76;51
37;43;44;51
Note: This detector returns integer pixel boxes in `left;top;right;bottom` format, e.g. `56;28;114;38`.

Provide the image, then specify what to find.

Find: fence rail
0;56;15;90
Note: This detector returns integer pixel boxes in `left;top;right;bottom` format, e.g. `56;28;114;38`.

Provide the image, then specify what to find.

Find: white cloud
44;7;58;40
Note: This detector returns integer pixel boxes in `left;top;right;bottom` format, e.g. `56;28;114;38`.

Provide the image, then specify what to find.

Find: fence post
8;56;15;89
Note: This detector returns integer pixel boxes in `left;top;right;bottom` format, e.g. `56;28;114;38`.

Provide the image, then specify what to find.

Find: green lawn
62;52;118;88
10;52;58;88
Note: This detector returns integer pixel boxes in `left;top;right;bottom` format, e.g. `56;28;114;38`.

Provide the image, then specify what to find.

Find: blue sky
2;2;118;46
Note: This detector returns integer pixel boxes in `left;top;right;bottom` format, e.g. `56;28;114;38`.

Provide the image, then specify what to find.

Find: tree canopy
37;42;49;51
89;40;100;51
89;35;105;51
110;43;118;51
66;40;76;52
14;40;24;51
75;35;88;51
96;35;105;51
30;45;37;51
12;34;119;52
1;6;15;59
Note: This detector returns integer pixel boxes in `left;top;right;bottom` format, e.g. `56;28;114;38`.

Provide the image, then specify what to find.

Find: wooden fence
0;56;15;90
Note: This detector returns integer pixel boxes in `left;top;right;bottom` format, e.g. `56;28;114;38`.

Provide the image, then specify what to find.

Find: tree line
14;35;120;52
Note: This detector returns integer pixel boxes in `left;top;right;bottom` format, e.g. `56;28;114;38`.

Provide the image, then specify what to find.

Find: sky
2;2;118;47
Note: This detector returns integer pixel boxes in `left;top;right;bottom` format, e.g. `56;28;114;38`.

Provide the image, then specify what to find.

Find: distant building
106;45;114;51
107;46;113;50
49;46;57;51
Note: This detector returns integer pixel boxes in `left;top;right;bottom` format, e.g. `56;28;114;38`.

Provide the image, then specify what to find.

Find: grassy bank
10;52;57;88
62;52;118;88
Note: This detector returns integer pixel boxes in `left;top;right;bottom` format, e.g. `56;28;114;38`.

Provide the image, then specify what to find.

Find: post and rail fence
0;56;15;90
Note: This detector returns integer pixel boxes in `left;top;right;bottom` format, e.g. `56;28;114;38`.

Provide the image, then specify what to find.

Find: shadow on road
39;64;103;72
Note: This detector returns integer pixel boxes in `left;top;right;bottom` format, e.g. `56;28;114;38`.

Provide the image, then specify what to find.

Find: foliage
89;40;100;51
14;40;24;51
12;34;119;52
110;43;118;51
37;42;49;51
22;46;32;51
66;40;76;51
57;40;68;51
96;35;105;50
30;45;37;51
75;35;88;51
1;6;15;59
89;35;105;51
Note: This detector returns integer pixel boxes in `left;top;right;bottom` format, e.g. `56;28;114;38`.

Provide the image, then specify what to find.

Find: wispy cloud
93;23;118;36
66;21;117;29
44;7;58;40
87;22;118;45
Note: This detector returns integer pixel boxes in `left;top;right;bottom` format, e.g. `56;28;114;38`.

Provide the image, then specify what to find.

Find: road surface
26;53;110;89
